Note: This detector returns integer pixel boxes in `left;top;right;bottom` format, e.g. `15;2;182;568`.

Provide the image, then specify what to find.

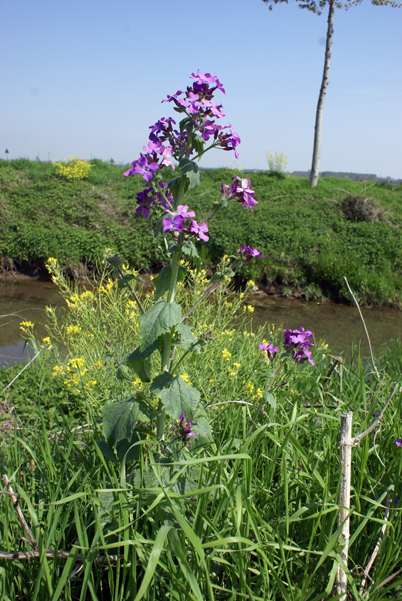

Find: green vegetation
1;264;402;599
1;158;402;305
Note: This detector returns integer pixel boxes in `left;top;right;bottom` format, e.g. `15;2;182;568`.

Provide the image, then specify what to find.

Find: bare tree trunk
310;0;335;188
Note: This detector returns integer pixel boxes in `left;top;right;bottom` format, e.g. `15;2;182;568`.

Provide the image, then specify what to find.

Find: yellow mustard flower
221;349;232;360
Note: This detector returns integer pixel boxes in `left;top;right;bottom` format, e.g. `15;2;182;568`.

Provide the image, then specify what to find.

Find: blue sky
1;0;401;178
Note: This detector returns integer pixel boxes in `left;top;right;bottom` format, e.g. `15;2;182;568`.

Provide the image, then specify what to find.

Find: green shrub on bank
1;159;402;305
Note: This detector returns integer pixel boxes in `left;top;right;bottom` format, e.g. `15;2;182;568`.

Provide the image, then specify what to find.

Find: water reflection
1;280;401;367
251;294;402;357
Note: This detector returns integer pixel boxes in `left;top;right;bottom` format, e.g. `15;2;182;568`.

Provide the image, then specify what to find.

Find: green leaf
103;397;150;449
182;240;199;259
117;273;136;289
174;322;199;351
117;340;159;382
263;391;276;410
152;265;171;301
179;158;201;190
191;406;212;443
168;176;190;203
159;376;200;419
192;134;205;156
150;372;175;396
140;300;182;348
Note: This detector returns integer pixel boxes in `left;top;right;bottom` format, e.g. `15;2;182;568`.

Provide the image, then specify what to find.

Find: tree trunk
310;0;335;188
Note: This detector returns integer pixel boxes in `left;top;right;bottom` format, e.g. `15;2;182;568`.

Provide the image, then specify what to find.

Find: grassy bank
1;158;402;306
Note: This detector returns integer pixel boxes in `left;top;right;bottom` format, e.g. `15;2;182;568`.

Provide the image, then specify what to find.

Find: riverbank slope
1;158;401;306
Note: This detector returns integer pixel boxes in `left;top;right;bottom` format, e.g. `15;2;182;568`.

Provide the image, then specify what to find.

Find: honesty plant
100;70;263;466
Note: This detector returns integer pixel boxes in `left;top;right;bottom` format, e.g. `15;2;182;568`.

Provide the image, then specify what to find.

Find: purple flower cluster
175;412;196;444
163;205;209;242
221;177;258;210
238;245;263;260
124;70;241;191
259;342;279;360
136;181;173;217
283;326;315;366
396;439;402;447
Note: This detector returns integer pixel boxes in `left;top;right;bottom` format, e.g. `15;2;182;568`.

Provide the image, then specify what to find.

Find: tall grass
1;266;402;599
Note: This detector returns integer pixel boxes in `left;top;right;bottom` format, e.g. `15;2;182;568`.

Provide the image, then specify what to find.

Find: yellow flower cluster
243;305;254;313
221;349;232;361
54;156;92;180
66;324;81;336
180;373;191;385
20;321;34;333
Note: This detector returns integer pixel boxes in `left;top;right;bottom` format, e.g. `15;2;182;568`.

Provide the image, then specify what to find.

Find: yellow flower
131;378;142;388
181;373;191;385
45;306;55;316
68;357;85;370
66;325;81;336
52;365;65;376
247;305;254;313
221;349;232;360
246;279;255;288
228;369;237;377
233;362;241;368
20;320;34;329
209;379;214;384
256;388;263;399
246;382;255;393
225;301;233;308
42;337;52;347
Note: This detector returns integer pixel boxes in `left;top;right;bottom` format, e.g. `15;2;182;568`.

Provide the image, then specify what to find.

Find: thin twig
1;349;43;396
372;568;402;593
343;277;379;379
0;549;126;563
352;383;398;446
2;475;37;549
359;491;391;596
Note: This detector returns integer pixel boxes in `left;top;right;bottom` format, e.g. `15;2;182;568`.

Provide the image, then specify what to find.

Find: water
0;279;66;367
1;280;401;367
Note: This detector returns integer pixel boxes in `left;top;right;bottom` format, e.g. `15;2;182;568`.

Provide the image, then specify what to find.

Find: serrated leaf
122;340;159;382
191;407;212;443
263;391;276;410
152;265;171;301
182;240;199;259
98;433;141;465
192;135;205;156
117;274;136;289
159;377;200;419
103;397;150;448
174;322;199;351
150;372;174;395
140;300;182;348
179;158;201;190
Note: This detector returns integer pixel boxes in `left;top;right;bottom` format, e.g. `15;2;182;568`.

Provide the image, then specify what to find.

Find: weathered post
336;411;353;600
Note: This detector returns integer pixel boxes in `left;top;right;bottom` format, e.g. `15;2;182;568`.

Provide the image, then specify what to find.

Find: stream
1;279;401;368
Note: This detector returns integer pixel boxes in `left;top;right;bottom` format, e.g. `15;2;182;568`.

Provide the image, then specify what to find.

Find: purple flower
396;439;402;447
176;412;197;444
166;205;196;219
190;69;226;94
124;154;160;182
190;220;209;242
283;326;315;366
238;245;263;260
135;182;172;218
259;342;278;361
163;214;185;234
221;176;258;210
